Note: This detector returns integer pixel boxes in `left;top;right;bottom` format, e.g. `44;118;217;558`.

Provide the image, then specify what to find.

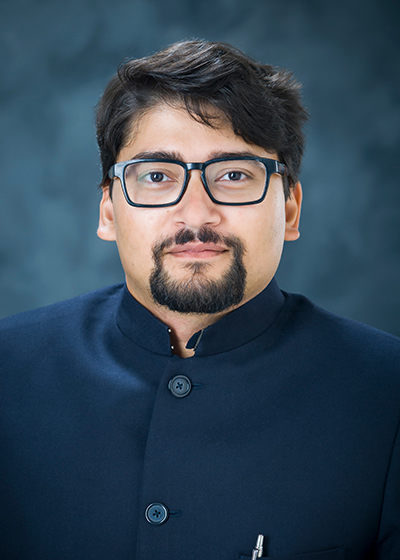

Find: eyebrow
131;150;182;161
127;150;265;162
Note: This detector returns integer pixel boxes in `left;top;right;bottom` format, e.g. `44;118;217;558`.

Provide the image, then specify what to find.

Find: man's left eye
220;171;246;181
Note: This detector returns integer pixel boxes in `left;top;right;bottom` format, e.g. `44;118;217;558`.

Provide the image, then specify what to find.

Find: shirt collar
116;278;285;357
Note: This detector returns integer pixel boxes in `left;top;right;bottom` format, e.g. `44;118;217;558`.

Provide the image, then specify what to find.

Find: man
1;40;399;560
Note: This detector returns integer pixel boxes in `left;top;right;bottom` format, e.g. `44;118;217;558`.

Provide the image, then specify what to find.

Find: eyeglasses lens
205;160;266;203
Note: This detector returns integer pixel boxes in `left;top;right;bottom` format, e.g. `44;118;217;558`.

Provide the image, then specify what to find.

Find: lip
167;242;228;258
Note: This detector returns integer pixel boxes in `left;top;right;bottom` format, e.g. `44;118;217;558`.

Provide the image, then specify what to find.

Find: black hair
96;40;309;199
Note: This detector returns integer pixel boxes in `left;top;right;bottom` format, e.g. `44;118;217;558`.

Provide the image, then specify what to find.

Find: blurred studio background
1;0;399;335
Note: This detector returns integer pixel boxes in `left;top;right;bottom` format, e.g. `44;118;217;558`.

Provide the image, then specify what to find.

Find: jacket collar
116;278;285;357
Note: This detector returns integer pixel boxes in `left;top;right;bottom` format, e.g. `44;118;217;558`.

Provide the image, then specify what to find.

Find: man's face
98;104;301;316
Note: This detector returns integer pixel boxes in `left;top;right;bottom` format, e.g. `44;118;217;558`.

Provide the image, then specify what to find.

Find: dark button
168;375;192;398
145;503;169;525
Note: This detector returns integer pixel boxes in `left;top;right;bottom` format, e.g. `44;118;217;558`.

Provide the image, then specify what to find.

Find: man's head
96;40;308;199
96;41;307;318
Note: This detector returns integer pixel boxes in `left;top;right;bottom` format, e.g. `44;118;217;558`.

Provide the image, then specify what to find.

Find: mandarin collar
116;278;285;357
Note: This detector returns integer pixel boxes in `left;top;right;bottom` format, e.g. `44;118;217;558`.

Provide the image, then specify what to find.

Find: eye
143;171;170;183
136;169;181;187
215;169;250;184
221;171;247;181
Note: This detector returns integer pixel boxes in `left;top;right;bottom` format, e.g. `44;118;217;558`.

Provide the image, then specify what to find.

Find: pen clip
251;534;264;559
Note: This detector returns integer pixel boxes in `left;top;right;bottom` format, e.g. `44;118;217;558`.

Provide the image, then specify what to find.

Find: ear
97;187;116;241
284;182;302;241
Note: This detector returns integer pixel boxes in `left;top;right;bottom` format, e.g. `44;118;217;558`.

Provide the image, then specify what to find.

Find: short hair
96;40;309;199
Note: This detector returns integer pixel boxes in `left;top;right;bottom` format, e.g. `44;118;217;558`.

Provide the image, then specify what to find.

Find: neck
124;276;267;357
149;305;229;358
125;278;241;358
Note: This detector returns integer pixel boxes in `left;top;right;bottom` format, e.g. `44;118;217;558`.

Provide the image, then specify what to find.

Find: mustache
153;226;244;255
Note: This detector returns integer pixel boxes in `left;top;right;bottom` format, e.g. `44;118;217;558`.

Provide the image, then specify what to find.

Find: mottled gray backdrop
1;0;399;335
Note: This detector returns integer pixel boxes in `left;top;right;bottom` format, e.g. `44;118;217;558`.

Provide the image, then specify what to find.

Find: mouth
167;242;228;259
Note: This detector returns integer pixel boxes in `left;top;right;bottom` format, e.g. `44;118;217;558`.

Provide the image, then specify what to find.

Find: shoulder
0;284;125;343
272;292;400;430
283;290;400;344
280;291;400;370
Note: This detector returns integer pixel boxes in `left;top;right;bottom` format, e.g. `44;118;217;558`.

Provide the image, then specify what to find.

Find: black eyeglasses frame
107;156;287;208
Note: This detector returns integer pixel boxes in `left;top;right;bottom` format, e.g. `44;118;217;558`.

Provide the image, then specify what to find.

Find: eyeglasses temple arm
276;162;287;177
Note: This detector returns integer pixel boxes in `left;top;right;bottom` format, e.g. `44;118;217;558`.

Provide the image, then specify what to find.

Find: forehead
118;103;275;163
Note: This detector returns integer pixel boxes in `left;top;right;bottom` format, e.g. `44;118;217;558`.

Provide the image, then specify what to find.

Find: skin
98;103;302;358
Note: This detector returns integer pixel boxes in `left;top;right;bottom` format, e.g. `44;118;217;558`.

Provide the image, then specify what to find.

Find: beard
149;226;247;314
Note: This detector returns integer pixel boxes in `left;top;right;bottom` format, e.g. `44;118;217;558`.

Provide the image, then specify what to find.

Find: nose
172;169;222;229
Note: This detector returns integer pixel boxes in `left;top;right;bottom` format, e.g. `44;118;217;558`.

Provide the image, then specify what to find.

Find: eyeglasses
108;156;287;208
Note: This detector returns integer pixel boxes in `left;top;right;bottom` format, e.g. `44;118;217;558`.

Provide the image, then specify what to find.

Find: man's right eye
148;172;167;183
138;171;173;184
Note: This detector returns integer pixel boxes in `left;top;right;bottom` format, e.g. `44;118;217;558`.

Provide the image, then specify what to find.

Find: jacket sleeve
374;418;400;558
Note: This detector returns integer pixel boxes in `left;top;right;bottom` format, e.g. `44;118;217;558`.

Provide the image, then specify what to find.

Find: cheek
113;208;170;268
113;212;144;263
238;200;286;270
237;196;285;245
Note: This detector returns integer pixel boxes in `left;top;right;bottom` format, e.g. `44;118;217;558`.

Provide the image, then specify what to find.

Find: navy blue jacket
1;280;400;559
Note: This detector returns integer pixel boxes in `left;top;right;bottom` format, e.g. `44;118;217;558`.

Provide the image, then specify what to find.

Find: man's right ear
97;187;116;241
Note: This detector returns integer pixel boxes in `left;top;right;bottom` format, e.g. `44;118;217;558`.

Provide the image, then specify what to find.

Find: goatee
149;226;247;314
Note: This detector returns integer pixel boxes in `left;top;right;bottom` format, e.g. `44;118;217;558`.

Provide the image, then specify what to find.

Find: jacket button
168;375;192;398
145;503;169;525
